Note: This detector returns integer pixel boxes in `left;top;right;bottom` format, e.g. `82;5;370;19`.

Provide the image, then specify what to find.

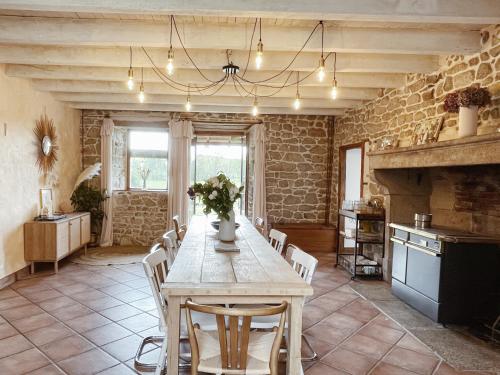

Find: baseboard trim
0;265;31;289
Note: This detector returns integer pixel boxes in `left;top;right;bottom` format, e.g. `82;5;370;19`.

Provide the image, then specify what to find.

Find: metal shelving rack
335;209;385;280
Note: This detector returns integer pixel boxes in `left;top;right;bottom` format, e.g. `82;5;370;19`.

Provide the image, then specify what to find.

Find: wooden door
69;218;81;251
80;214;91;244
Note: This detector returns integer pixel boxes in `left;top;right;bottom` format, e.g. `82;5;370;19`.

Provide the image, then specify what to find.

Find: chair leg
155;335;168;375
134;336;164;371
301;334;318;362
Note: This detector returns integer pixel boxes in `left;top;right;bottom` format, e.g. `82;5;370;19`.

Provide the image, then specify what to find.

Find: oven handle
406;242;441;257
390;238;405;245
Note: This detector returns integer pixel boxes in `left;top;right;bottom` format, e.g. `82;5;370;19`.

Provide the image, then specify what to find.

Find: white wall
0;65;81;279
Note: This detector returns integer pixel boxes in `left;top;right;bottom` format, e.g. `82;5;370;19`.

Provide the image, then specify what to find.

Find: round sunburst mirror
34;113;58;174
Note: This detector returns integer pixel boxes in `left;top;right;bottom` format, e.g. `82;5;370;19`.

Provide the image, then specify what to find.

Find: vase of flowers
188;173;244;241
444;87;491;138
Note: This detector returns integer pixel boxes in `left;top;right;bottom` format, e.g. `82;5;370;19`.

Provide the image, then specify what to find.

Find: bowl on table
210;221;240;231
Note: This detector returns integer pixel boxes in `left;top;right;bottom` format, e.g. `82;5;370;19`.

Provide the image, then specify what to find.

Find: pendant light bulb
255;40;263;69
166;47;174;76
138;83;145;103
331;79;338;100
127;68;134;90
294;93;301;110
185;95;192;112
317;56;326;82
252;97;259;117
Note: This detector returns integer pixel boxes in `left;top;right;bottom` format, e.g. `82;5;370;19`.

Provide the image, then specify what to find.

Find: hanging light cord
169;15;173;48
320;21;324;59
240;18;258;78
333;52;337;81
129;46;133;68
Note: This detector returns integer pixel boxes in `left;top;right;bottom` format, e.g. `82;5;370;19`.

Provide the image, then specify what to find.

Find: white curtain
167;119;193;230
252;123;267;234
99;117;114;247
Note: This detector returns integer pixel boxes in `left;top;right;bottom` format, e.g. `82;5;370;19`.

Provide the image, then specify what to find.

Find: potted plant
444;87;491;138
188;173;244;242
70;163;106;244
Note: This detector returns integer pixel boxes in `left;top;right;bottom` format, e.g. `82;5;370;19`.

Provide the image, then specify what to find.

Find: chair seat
195;328;275;374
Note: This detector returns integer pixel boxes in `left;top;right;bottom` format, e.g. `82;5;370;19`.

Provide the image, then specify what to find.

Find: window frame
126;128;169;192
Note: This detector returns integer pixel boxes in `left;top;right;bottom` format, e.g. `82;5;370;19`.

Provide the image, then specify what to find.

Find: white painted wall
0;65;81;279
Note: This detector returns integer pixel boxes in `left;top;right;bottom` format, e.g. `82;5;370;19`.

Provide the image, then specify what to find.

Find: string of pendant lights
125;16;340;115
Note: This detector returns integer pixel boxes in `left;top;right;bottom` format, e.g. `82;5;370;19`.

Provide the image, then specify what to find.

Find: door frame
337;141;366;213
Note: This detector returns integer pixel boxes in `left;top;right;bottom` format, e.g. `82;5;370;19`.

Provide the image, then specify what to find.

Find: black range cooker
389;223;500;324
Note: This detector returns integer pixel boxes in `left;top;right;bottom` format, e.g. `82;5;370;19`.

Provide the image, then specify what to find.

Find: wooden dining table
161;215;313;374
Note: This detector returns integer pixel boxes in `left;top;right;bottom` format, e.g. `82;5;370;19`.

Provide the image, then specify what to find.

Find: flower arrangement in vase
188;173;244;241
444;87;491;138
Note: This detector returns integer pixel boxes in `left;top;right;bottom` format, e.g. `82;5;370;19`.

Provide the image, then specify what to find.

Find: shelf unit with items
335;209;385;280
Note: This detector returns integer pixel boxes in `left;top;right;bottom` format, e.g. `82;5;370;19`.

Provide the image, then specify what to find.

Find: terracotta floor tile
0;334;34;358
371;362;420;375
79;296;124;311
383;347;440;375
0;348;50;374
72;289;109;302
82;322;133;346
321;348;378;375
434;362;461;375
54;283;94;295
39;334;94;362
1;303;44;321
341;333;393;359
51;303;94;321
304;321;352;345
0;295;31;310
308;296;351;314
123;278;150;289
27;364;65;374
101;333;154;361
117;312;158;332
397;334;434;356
38;296;76;312
99;304;143;321
0;289;19;301
65;312;111;333
357;322;405;345
338;299;380;323
21;288;64;303
301;333;338;359
114;290;150;303
322;312;365;333
0;322;18;339
305;362;349;374
302;303;334;329
98;283;134;295
25;322;74;346
372;314;405;331
10;312;58;333
96;363;138;375
57;348;119;375
129;297;157;311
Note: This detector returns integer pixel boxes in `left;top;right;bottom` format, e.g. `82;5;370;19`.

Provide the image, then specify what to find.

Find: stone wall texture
82;110;333;245
331;25;500;233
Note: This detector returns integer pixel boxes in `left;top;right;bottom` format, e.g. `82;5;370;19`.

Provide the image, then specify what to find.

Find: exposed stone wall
331;25;500;227
82;110;333;244
113;191;168;246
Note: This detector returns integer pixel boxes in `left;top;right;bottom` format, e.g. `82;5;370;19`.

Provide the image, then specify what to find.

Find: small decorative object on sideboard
444;87;491;138
188;173;244;242
410;117;444;146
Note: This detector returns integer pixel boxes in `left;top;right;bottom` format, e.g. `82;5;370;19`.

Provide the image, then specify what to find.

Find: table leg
287;296;303;375
165;296;181;375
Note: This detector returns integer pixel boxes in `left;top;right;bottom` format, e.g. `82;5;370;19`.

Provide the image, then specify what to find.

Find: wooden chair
268;229;287;255
136;245;216;374
185;299;288;375
254;216;265;236
162;230;179;268
173;215;187;244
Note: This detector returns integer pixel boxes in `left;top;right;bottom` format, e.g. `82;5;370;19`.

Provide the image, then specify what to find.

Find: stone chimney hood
367;133;500;170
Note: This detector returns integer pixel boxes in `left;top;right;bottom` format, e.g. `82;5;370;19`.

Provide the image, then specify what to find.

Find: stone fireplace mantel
368;133;500;170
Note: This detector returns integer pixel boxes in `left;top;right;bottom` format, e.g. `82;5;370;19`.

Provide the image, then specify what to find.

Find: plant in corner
444;86;491;138
188;173;244;241
70;163;106;243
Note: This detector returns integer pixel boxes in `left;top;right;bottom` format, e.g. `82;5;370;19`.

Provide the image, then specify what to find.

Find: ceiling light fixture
331;52;338;100
185;84;192;111
127;46;134;90
317;21;325;82
294;71;301;110
166;16;174;75
138;67;145;103
255;18;263;69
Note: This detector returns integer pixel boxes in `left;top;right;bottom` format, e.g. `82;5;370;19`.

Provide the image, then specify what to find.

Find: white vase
218;209;235;242
458;105;478;138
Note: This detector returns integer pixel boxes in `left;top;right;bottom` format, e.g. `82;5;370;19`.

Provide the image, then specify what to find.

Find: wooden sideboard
24;212;91;273
270;223;337;253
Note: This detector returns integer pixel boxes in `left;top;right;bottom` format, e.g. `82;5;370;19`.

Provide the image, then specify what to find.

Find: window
190;135;247;216
128;130;168;190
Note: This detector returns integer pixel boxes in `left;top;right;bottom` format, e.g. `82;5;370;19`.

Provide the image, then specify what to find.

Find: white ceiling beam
0;16;480;54
66;102;345;116
0;0;498;24
5;65;405;88
28;78;379;100
0;48;439;73
52;92;360;109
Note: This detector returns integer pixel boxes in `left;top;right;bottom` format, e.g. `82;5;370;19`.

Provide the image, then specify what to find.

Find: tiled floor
0;253;489;375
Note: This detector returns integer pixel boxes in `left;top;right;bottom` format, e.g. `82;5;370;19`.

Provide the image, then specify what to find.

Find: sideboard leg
30;262;35;274
54;261;58;274
84;244;88;256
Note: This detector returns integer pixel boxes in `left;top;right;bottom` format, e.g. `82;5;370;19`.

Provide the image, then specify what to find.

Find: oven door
405;243;442;302
391;238;407;283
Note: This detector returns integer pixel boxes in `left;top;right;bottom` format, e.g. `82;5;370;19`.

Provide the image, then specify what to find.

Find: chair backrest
172;215;186;242
289;245;318;285
185;300;287;374
284;244;299;264
268;229;287;255
254;216;265;235
142;246;169;330
162;230;179;268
